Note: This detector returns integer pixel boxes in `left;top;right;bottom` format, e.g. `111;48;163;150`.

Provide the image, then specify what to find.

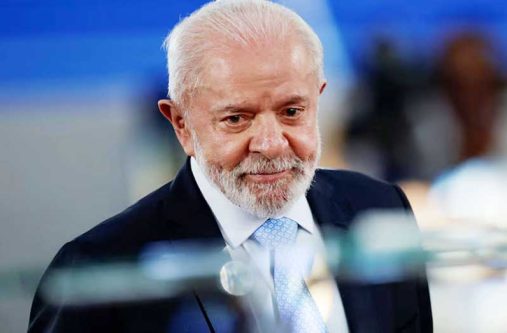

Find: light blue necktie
252;217;327;333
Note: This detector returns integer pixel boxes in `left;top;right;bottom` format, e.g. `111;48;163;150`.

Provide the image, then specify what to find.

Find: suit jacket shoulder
63;158;223;261
308;168;412;230
28;160;222;333
316;168;408;206
68;180;177;260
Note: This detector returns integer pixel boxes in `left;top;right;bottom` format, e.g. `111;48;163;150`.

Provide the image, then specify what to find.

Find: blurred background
1;0;507;331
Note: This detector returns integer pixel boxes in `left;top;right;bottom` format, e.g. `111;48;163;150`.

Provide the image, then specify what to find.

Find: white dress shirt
190;157;349;332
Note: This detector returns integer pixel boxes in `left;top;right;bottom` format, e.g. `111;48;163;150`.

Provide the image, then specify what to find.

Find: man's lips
244;169;290;182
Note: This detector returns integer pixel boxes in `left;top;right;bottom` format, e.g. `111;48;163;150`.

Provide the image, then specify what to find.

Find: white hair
162;0;324;106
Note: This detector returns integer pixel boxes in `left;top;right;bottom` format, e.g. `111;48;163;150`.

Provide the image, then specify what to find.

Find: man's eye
226;115;242;124
285;108;301;117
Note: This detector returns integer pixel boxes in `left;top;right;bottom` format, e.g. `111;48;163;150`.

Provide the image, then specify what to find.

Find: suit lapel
306;170;386;333
162;158;224;242
306;170;353;229
162;159;246;332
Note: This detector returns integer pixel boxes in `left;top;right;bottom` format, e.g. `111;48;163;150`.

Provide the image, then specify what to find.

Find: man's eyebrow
211;103;252;113
275;95;309;108
210;96;309;113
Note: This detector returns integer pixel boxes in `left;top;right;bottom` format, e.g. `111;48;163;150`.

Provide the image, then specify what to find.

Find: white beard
191;130;320;218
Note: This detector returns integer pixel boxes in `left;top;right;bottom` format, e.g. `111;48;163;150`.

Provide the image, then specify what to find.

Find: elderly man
29;1;432;332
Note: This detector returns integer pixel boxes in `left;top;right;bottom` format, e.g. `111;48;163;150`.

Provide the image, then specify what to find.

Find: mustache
232;154;305;176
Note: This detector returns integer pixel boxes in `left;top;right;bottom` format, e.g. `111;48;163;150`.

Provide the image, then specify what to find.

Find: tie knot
252;217;298;249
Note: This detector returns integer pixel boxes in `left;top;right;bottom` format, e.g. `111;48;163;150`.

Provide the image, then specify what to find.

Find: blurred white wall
0;85;146;332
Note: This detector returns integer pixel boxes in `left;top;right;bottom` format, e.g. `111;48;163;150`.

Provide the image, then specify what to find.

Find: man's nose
248;116;289;159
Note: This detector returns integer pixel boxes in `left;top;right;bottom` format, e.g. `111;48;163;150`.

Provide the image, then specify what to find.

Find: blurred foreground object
37;212;427;306
3;212;507;299
3;212;507;331
430;158;507;228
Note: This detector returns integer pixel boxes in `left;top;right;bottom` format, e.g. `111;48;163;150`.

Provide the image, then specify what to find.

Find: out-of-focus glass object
219;261;255;296
2;211;507;331
430;158;507;228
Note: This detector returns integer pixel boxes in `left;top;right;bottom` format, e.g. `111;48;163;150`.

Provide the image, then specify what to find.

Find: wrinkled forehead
176;36;320;111
223;43;308;73
204;38;316;87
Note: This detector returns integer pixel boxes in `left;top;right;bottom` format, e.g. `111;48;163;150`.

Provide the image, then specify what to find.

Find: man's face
175;39;325;217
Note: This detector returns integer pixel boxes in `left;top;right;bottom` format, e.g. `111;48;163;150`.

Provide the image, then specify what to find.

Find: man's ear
157;99;195;156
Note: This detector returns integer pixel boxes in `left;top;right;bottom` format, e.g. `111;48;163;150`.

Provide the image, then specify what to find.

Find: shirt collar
190;157;315;248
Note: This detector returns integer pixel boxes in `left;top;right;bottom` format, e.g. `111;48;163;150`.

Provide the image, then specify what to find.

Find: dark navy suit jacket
28;159;432;332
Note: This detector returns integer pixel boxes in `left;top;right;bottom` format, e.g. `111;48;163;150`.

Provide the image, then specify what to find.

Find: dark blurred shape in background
345;36;424;181
344;30;506;182
439;32;505;162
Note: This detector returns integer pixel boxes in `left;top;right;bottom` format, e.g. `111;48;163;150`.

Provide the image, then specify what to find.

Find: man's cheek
216;146;249;170
292;135;318;159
